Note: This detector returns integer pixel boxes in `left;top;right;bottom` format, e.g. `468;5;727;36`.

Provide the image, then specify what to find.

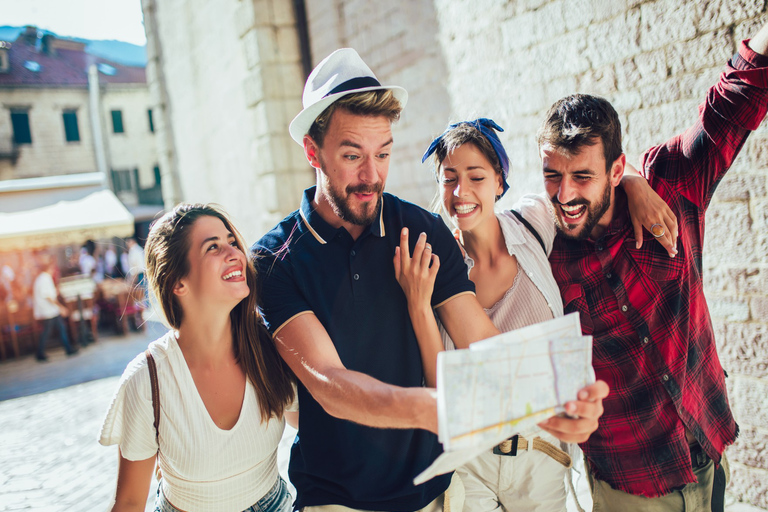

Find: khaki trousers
457;448;567;512
302;472;464;512
587;452;730;512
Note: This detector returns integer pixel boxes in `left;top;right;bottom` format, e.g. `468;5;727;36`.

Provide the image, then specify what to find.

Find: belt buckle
690;444;710;469
493;434;519;456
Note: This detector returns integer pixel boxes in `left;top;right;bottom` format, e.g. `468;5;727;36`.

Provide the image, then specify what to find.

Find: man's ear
304;135;321;169
609;153;626;187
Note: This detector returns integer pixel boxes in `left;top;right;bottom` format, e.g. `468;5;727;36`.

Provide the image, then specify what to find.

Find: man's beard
328;181;383;226
319;155;383;226
552;180;612;240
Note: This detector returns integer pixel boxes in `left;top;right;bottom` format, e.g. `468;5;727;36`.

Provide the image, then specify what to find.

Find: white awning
0;189;134;252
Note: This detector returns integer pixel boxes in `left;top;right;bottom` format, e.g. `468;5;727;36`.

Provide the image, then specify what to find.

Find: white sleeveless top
99;331;289;512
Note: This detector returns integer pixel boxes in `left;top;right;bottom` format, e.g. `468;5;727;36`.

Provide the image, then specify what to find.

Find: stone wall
100;85;159;189
0;85;157;187
304;0;453;207
430;0;768;507
141;0;309;242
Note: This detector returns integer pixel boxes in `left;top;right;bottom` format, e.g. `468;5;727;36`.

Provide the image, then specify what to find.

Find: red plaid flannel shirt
549;41;768;497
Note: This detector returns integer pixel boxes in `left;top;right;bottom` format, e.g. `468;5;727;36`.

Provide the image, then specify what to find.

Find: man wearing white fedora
253;48;609;512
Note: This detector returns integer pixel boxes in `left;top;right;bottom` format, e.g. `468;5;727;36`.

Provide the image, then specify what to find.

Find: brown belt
493;434;572;468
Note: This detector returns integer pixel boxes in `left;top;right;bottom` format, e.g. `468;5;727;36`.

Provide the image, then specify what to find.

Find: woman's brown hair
145;203;294;420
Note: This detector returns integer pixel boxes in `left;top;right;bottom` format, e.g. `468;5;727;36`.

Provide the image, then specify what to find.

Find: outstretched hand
394;228;440;310
537;380;609;444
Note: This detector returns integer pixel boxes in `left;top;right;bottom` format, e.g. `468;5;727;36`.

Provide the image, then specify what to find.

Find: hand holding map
415;313;594;484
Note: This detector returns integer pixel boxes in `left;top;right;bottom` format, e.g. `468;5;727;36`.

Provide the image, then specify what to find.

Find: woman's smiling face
440;142;504;233
177;215;250;306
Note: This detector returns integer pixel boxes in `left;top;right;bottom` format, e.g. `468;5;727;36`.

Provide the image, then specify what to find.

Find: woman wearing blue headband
395;118;674;512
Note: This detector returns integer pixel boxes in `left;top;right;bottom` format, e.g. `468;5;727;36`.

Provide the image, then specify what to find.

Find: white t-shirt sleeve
512;193;557;256
98;352;158;461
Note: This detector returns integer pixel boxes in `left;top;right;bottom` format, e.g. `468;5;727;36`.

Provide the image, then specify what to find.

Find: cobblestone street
0;320;295;512
0;321;761;512
0;321;162;512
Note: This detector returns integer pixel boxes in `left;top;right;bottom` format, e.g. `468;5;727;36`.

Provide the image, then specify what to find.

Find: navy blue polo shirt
253;186;474;511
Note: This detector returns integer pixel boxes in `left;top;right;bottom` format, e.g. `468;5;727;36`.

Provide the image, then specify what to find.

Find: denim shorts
155;476;292;512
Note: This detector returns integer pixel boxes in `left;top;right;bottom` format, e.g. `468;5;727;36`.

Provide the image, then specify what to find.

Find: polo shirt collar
299;186;386;244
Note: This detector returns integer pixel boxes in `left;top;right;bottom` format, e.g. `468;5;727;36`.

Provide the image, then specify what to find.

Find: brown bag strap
144;349;160;442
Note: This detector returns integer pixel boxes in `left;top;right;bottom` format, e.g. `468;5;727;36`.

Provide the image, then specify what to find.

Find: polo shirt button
662;374;669;382
606;273;612;279
351;250;356;256
596;244;603;251
643;337;649;344
621;305;628;312
353;273;360;281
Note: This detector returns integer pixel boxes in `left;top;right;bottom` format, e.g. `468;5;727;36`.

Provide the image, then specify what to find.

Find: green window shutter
62;110;80;142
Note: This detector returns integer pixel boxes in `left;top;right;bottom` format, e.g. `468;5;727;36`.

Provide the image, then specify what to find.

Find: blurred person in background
0;256;15;301
125;237;146;284
79;240;97;278
33;257;77;361
104;246;118;278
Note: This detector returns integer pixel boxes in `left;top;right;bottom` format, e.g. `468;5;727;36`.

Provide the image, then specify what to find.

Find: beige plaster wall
0;85;158;192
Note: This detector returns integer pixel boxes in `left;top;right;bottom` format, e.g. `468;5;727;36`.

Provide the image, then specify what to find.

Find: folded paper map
415;313;593;485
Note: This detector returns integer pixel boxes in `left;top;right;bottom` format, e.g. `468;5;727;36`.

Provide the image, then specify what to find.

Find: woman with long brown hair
100;203;296;512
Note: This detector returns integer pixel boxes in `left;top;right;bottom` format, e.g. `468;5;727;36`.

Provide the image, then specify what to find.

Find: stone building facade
0;26;162;214
0;28;161;210
143;1;768;507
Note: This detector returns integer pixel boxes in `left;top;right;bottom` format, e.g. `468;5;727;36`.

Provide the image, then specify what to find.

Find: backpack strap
144;349;160;443
509;209;546;254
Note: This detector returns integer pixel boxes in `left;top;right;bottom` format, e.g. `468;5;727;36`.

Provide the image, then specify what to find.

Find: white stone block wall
100;85;158;189
0;85;157;191
429;0;768;507
0;88;98;179
304;0;453;207
141;0;309;243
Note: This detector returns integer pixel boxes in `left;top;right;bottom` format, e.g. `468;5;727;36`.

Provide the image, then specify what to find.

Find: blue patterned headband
422;118;510;197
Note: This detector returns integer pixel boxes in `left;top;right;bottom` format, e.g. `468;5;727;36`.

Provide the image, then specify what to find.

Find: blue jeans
154;476;292;512
37;315;74;357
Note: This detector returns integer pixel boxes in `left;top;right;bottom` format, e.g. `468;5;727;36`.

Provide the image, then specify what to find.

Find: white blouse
99;331;288;512
441;193;564;351
439;193;573;452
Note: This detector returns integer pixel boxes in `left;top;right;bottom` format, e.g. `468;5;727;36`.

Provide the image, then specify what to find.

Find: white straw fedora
288;48;408;144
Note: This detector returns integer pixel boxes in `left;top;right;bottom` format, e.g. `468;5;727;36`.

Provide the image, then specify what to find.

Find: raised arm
394;230;444;387
273;313;439;433
642;22;768;209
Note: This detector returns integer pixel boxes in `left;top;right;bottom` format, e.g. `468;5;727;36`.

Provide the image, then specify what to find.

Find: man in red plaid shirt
537;22;768;511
